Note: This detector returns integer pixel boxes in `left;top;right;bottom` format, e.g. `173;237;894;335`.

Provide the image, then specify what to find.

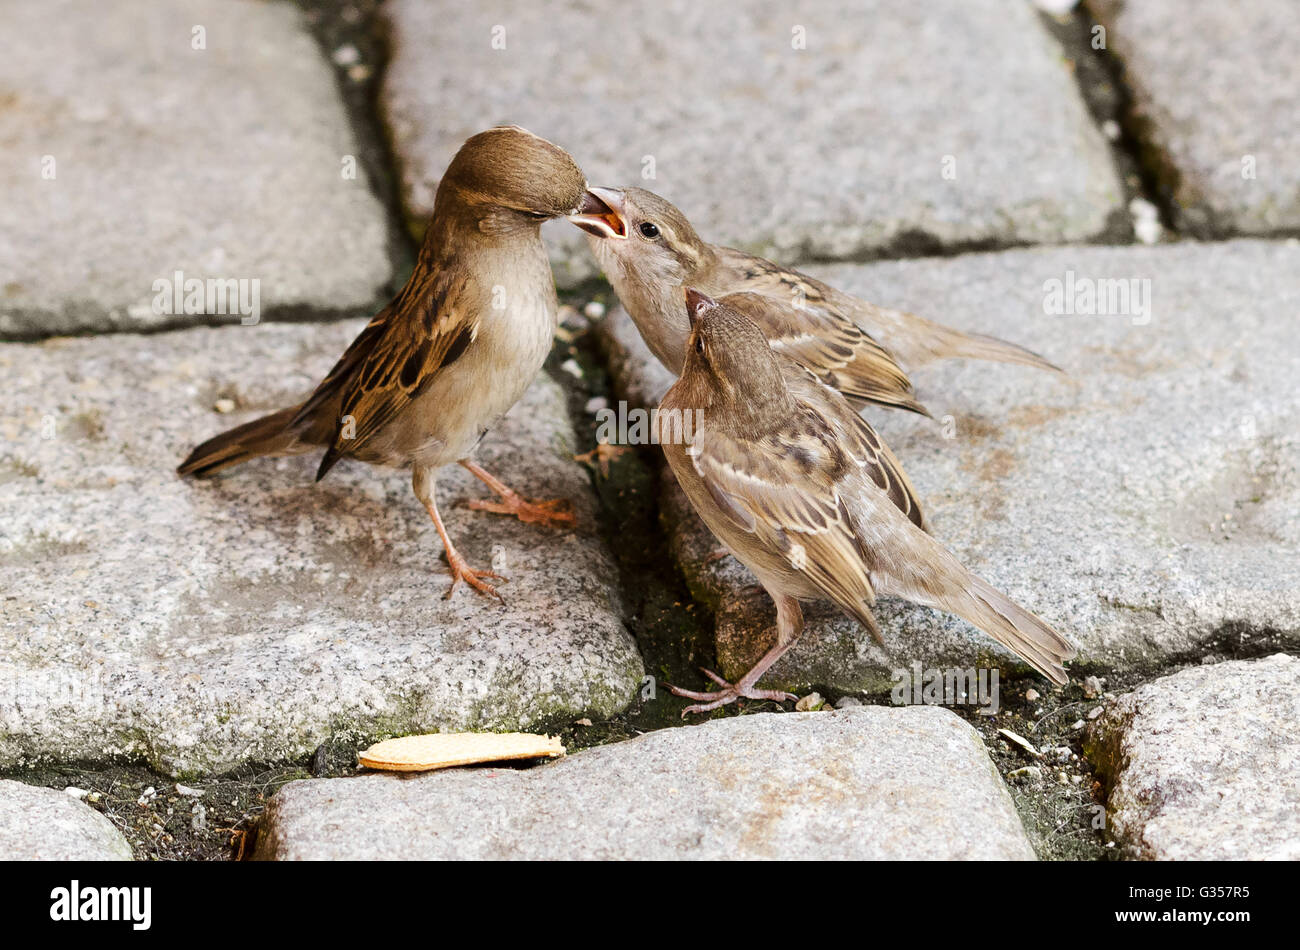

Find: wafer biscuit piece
358;732;565;772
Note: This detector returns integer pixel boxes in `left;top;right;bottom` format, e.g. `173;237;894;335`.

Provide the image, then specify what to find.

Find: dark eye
639;221;660;239
694;335;705;356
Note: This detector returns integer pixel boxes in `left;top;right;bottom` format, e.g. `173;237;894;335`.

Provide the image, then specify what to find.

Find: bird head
678;288;792;427
440;126;597;221
568;186;709;285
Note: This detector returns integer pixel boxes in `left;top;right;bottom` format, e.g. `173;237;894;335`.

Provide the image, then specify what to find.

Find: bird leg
413;466;506;602
459;459;576;528
667;595;804;716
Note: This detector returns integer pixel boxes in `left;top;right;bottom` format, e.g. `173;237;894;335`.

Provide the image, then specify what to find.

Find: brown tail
177;406;300;478
954;575;1075;685
851;301;1064;374
927;324;1064;374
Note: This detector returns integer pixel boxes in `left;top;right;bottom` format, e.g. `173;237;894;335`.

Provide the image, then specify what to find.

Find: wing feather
685;406;894;635
303;266;477;480
703;254;927;415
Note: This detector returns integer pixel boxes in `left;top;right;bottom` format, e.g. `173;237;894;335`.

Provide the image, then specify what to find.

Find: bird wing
685;406;902;642
782;365;928;533
712;246;1060;374
704;253;925;415
296;266;477;480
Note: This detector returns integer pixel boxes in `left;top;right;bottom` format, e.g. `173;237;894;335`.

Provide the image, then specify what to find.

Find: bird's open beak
568;186;628;239
684;288;715;328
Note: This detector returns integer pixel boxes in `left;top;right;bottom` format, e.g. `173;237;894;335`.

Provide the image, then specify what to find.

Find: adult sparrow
571;186;1060;415
657;290;1074;714
178;126;609;600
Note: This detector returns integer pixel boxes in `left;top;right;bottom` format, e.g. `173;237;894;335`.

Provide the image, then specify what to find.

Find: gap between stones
1049;3;1300;244
1036;4;1175;238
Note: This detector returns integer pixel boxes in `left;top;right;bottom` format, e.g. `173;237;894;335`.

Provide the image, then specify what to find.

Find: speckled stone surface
0;321;642;777
382;0;1122;287
0;0;394;337
0;780;133;860
1087;654;1300;860
1091;0;1300;235
255;706;1035;860
599;240;1300;691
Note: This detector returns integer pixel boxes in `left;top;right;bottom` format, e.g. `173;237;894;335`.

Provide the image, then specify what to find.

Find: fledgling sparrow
571;187;1061;415
657;290;1074;714
178;126;611;600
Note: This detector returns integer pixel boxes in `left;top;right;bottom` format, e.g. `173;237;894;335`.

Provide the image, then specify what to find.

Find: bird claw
443;551;507;603
469;493;576;529
665;668;797;716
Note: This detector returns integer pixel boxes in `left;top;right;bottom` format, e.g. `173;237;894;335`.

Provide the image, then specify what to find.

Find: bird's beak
568;186;628;239
684;288;715;328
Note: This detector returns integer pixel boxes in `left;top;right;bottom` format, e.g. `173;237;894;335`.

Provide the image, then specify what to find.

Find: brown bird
178;126;607;600
570;186;1061;415
657;290;1074;714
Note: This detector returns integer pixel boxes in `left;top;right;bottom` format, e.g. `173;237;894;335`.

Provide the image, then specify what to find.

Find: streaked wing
705;251;925;414
304;266;476;479
685;410;889;638
720;291;928;416
783;365;928;532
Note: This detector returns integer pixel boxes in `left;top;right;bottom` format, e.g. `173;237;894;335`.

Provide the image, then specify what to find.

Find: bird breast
402;280;557;468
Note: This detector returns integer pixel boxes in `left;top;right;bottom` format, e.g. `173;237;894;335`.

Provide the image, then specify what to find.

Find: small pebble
332;44;360;67
583;300;606;320
795;692;824;712
560;358;583;379
1087;705;1104;720
1031;0;1080;14
1128;198;1163;245
574;718;592;727
1070;719;1086;731
1007;766;1042;782
835;696;863;709
175;783;204;797
348;64;372;83
1082;675;1104;699
1129;197;1159;219
1024;688;1040;702
214;398;236;414
585;396;608;415
64;786;90;800
1102;119;1121;141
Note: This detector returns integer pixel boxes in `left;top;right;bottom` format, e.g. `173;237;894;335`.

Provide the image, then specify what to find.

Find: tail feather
933;326;1064;374
177;406;301;478
851;301;1064;374
957;575;1075;685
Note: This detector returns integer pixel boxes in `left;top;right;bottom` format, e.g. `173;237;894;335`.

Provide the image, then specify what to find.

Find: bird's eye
694;335;705;356
639;221;661;239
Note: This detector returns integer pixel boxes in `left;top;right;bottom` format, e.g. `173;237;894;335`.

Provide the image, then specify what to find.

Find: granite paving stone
0;320;642;777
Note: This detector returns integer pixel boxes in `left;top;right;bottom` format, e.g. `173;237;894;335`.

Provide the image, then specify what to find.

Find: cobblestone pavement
1;0;1295;860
